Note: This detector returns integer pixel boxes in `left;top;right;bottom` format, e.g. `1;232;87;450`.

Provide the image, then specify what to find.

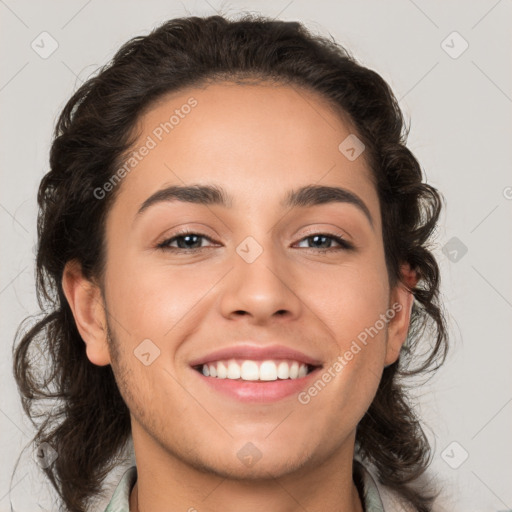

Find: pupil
179;235;200;249
311;235;328;248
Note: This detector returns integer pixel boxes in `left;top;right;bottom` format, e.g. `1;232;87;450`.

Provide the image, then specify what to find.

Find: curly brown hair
12;13;448;512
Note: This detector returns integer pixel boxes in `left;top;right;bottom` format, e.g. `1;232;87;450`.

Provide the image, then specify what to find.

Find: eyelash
156;228;355;253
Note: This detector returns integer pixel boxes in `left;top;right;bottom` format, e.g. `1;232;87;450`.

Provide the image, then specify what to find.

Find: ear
384;263;418;367
61;260;111;366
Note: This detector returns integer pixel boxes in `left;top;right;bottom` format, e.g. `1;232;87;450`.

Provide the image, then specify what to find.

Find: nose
219;238;303;325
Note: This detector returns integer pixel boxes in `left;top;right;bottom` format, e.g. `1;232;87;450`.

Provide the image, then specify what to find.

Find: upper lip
189;344;324;368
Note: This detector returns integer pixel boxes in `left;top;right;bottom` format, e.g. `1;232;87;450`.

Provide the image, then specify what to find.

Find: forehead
110;81;378;223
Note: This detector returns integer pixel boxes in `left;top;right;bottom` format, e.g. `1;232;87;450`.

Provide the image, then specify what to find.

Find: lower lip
192;367;323;403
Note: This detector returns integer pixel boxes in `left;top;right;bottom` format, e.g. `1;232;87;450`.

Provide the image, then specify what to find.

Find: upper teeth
201;359;310;381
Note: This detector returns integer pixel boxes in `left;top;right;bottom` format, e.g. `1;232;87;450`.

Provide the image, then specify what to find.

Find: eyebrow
136;183;373;228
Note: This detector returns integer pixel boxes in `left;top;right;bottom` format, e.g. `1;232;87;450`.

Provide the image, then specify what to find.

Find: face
69;81;411;480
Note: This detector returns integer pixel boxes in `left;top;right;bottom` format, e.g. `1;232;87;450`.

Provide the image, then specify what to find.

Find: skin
63;81;416;512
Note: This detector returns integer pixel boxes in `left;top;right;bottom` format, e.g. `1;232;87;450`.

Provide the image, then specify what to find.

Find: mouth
190;358;324;403
188;343;324;402
191;359;321;382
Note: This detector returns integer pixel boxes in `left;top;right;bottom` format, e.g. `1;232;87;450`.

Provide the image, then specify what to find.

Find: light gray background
1;1;511;511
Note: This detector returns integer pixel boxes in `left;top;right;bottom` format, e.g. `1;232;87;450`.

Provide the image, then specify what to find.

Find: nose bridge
219;231;301;321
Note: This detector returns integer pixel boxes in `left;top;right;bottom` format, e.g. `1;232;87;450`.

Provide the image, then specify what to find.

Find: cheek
302;255;390;396
307;257;390;341
105;253;216;342
298;274;389;433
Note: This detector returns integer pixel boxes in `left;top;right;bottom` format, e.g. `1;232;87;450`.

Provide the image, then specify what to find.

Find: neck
128;429;364;512
130;481;364;512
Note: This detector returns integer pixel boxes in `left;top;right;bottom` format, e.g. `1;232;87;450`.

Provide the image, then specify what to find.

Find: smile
192;359;323;403
194;358;317;381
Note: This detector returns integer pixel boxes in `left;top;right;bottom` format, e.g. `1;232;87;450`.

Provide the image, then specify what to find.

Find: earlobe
384;263;418;367
61;260;111;366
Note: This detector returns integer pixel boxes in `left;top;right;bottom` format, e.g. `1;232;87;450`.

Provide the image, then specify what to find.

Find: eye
156;230;217;251
295;233;354;251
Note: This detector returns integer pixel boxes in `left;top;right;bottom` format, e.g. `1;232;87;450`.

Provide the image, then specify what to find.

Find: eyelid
298;223;353;240
296;226;355;248
155;228;218;250
298;226;351;241
295;232;354;251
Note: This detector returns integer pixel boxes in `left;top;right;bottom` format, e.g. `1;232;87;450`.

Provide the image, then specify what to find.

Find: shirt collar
104;466;137;512
353;458;387;511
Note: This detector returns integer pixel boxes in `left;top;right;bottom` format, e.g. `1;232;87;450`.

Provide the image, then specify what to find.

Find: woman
13;13;448;512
